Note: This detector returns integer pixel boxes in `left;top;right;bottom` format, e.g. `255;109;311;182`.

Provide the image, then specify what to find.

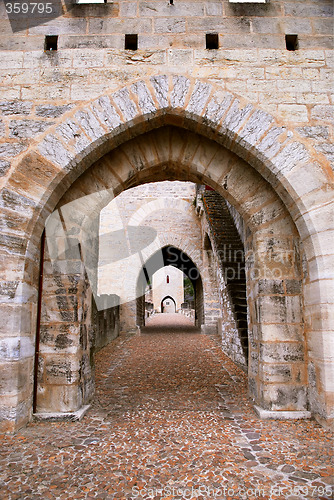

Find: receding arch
136;245;205;329
0;75;333;431
161;296;176;314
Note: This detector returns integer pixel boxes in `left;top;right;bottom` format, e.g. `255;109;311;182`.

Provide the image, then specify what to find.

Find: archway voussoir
236;109;274;152
131;80;157;116
91;96;122;131
112;87;139;123
150;75;169;109
38;134;75;170
186;80;212;117
171;75;191;109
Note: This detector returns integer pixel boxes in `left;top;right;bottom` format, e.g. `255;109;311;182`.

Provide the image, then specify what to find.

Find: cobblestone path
1;314;333;500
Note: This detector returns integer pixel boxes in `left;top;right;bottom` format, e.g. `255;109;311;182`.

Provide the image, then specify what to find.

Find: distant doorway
161;296;176;313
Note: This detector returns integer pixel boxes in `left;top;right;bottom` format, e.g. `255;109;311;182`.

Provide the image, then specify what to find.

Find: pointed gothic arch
0;75;333;431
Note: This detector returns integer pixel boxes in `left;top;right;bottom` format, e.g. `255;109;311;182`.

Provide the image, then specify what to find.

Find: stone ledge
33;405;91;423
254;405;312;420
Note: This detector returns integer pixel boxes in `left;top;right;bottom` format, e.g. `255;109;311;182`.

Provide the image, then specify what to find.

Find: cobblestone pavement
1;314;333;500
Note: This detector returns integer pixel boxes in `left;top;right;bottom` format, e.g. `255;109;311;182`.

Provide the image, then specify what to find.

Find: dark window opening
167;275;169;284
170;0;174;4
45;35;58;52
125;34;138;50
285;34;298;51
206;33;219;50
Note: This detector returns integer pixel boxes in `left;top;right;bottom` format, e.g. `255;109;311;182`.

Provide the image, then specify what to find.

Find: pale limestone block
23;51;72;69
307;331;334;365
171;75;190;108
154;18;186;34
75;109;105;141
271;141;310;176
308;255;334;282
297;203;334;242
38;134;73;168
131;80;156;114
168;49;193;67
0;51;23;69
112;87;138;121
150;75;169;108
186;81;212;116
311;105;334;122
304;279;334;307
222;100;253;135
203;93;233;124
0;143;27;158
237;109;273;148
71;83;113;101
72;49;105;68
91;96;122;130
278;104;308;123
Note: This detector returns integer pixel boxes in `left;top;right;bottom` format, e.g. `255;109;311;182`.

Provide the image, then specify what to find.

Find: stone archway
136;245;205;331
0;75;333;431
161;297;176;314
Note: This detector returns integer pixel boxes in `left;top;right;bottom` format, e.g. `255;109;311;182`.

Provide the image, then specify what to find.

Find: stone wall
98;180;221;331
0;0;333;431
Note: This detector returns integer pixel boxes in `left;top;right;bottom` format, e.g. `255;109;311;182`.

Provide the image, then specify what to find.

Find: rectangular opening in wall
45;35;58;52
76;0;107;4
125;34;138;50
285;34;298;51
206;33;219;50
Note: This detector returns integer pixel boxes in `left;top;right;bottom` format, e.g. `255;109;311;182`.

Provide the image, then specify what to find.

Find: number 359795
6;3;54;14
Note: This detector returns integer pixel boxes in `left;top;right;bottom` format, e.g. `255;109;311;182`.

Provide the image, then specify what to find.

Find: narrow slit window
166;275;169;284
45;35;58;52
206;33;219;50
285;34;298;51
169;0;174;4
125;34;138;50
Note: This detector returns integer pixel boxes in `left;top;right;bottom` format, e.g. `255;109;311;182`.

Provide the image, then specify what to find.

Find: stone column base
254;405;312;420
33;405;91;423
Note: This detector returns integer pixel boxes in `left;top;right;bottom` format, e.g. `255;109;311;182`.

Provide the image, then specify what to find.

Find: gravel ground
0;313;333;500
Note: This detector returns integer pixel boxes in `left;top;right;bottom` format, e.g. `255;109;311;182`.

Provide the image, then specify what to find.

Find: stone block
154;18;186;34
0;143;27;159
0;100;32;116
168;49;193;67
260;384;308;412
38;134;73;169
35;104;74;118
171;75;190;108
91;96;122;130
186;81;212;116
9;119;52;139
112;87;138;121
89;18;152;34
150;75;169;108
120;1;138;17
75;110;105;141
131;81;157;114
311;105;334;122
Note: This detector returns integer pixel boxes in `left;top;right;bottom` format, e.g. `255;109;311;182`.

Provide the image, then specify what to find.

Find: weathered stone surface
35;104;74;118
112;87;138;121
91;96;122;130
9;119;52;139
171;75;190;108
75;110;105;141
38;135;73;168
150;75;169;108
0;100;32;115
0;160;10;177
0;143;27;158
131;80;156;114
186;81;211;116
